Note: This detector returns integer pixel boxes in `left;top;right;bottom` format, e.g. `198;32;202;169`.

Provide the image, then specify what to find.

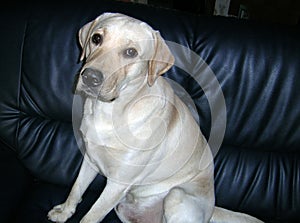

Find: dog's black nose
81;68;104;87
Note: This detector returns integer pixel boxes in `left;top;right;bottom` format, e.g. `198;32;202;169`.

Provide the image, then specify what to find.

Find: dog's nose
81;68;104;87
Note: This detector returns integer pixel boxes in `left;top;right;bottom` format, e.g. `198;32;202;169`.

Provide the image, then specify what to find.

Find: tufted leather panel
0;0;299;222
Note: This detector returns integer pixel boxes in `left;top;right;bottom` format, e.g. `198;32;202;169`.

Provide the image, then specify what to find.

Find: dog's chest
80;98;164;153
80;102;117;147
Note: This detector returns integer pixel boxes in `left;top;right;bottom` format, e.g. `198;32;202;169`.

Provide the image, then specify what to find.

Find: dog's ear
78;18;100;61
148;31;174;86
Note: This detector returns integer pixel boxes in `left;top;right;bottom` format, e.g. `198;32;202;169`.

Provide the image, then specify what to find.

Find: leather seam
17;18;29;153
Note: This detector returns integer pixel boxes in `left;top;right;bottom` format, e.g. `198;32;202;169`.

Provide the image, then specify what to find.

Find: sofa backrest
1;1;299;221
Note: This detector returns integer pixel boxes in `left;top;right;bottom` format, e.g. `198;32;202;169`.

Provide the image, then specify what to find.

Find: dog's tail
210;206;264;223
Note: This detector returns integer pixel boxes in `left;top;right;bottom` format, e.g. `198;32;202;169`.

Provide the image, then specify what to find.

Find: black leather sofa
1;0;299;222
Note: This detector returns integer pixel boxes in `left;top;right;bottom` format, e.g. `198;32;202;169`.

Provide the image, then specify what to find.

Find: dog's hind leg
115;192;166;223
164;180;214;223
210;207;264;223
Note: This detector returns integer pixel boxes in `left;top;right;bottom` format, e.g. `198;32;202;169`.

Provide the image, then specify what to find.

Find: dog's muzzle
81;68;104;88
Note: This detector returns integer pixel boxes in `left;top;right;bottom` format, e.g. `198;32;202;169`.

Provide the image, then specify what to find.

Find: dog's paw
47;203;75;223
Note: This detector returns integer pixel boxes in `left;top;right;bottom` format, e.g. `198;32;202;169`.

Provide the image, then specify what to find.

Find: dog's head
76;13;174;102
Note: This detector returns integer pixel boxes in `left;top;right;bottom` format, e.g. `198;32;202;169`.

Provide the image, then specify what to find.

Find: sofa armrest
0;143;32;222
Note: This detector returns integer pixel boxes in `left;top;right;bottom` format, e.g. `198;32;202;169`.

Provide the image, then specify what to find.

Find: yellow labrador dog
48;13;263;223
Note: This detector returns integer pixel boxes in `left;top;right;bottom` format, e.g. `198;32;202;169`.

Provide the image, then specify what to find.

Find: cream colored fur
48;13;263;223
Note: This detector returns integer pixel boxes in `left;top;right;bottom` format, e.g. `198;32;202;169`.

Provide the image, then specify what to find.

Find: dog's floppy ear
148;31;174;86
78;18;100;61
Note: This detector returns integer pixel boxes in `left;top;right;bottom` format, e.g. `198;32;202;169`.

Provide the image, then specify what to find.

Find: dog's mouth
77;82;119;103
97;83;120;102
97;94;117;103
76;66;134;103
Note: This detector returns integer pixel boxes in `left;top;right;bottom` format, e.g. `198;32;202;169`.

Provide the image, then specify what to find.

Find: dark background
120;0;300;26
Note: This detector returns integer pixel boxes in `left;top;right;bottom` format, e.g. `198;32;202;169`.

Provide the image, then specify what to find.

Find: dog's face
76;13;174;102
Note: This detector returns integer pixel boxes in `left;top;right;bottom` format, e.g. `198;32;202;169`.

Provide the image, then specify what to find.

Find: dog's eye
91;33;103;46
123;48;138;58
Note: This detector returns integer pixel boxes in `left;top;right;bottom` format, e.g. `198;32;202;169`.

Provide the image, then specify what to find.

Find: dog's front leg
48;156;97;222
80;179;129;223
